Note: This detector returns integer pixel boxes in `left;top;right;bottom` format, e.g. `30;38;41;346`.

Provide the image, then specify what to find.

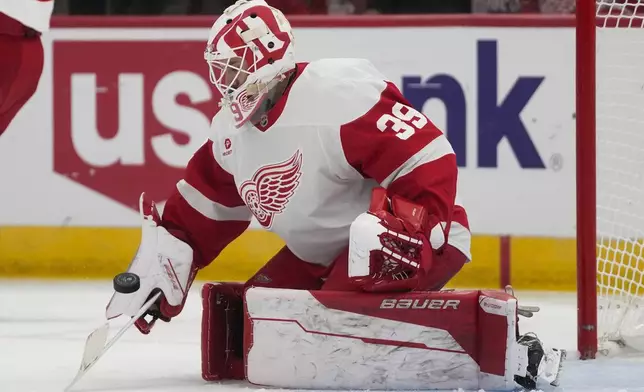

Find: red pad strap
201;282;246;381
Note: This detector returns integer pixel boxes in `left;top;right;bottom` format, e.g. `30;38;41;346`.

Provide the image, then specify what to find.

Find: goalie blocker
201;284;565;390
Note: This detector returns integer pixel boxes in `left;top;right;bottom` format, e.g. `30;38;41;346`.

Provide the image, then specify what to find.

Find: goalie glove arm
161;140;252;269
338;81;459;249
105;194;198;334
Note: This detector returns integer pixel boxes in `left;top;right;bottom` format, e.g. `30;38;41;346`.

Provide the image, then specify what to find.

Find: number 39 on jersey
376;102;428;140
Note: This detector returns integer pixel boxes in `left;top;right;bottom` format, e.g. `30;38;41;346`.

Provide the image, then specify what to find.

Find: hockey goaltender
104;1;565;390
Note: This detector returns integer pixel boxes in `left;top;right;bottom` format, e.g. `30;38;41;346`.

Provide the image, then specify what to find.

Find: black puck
113;272;141;294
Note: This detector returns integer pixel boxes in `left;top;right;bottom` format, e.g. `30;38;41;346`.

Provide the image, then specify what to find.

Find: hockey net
578;0;644;358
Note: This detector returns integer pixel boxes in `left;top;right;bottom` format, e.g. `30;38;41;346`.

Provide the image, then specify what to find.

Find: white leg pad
243;288;528;390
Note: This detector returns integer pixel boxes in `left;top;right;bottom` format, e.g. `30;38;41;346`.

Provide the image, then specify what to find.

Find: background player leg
0;31;44;135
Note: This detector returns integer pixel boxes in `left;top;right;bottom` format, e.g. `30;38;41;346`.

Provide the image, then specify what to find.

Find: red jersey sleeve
161;140;252;268
340;82;462;242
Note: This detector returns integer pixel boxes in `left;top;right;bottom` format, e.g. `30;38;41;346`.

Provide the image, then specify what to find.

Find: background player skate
105;1;564;389
0;0;53;135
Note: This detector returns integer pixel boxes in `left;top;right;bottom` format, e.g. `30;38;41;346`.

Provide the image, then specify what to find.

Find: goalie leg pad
201;248;328;381
201;282;245;381
243;288;536;390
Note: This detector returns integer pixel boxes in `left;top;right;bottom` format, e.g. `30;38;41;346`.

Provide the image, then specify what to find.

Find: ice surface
2;280;644;392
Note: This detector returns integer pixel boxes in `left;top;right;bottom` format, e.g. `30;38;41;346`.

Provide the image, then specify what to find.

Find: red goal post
577;0;644;360
576;0;598;361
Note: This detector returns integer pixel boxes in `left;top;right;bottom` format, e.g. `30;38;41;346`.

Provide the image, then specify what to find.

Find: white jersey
0;0;54;33
165;58;471;267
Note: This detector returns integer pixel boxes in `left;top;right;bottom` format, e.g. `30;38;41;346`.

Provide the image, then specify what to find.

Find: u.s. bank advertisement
0;24;575;237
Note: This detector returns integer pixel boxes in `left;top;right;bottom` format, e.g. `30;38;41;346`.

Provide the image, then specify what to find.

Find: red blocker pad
243;288;527;390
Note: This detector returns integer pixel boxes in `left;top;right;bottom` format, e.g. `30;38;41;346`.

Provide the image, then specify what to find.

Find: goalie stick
64;292;162;392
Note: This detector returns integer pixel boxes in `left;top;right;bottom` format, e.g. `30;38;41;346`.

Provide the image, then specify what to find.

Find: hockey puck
113;272;141;294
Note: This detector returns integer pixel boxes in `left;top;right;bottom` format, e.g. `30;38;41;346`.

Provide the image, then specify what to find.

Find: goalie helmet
204;0;296;127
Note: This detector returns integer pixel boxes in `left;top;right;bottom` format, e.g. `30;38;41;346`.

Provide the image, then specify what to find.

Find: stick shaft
65;292;162;391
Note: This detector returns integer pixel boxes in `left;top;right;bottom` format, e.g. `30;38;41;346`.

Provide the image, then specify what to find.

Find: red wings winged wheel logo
240;150;303;228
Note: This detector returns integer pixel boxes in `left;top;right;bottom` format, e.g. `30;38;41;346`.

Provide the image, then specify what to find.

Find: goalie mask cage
577;0;644;359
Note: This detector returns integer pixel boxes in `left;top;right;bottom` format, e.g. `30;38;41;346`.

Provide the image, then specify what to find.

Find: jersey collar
252;62;309;132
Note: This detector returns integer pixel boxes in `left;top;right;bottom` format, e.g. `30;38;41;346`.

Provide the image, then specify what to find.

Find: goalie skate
514;333;566;389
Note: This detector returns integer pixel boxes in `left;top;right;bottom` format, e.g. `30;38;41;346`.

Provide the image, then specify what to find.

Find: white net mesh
596;0;644;352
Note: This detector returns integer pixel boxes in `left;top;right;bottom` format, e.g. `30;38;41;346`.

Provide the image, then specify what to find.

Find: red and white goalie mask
204;0;296;127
